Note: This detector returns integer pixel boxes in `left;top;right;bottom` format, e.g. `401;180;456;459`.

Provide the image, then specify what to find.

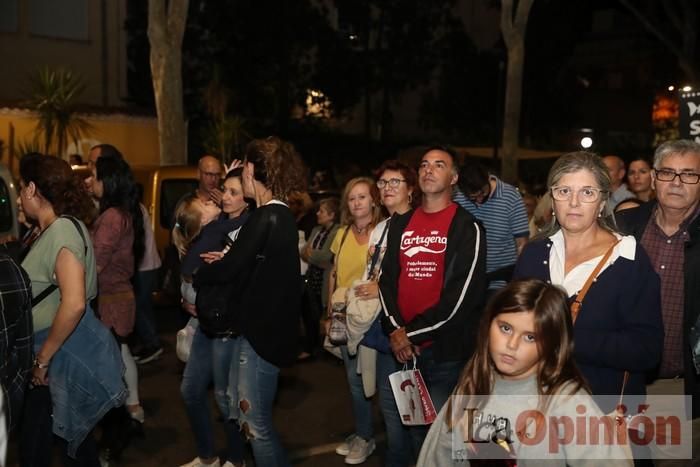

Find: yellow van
132;165;198;258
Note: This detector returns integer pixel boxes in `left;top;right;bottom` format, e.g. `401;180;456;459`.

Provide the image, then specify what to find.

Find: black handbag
194;281;239;338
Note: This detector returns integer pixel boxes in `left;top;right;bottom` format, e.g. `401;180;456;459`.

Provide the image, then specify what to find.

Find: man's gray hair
653;139;700;168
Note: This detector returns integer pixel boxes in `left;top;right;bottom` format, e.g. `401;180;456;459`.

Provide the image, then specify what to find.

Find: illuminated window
305;89;332;118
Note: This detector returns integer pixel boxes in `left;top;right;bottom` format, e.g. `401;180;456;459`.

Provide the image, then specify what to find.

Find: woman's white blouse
548;230;638;296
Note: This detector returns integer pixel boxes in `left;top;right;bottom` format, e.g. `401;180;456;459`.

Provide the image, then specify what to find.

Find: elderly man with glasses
617;139;700;464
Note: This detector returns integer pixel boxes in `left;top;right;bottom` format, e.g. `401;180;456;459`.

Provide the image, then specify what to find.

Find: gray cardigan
304;224;339;308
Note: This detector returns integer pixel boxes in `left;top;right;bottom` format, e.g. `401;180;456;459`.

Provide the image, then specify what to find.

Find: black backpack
194;280;239;338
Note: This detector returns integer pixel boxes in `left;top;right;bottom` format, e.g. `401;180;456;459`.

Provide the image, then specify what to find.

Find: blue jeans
232;337;289;467
180;327;244;463
408;347;465;456
376;350;415;467
134;269;159;348
341;346;374;441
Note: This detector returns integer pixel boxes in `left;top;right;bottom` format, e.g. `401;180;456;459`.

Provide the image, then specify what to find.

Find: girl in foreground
417;279;631;466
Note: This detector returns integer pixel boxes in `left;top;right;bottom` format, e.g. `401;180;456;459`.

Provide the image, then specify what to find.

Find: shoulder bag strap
569;239;620;324
31;216;88;308
568;238;629;402
367;218;391;281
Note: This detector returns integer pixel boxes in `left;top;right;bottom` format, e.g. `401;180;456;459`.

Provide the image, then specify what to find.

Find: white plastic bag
388;357;437;425
176;317;198;363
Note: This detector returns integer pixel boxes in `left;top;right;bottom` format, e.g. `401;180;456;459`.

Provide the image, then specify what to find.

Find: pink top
91;207;136;336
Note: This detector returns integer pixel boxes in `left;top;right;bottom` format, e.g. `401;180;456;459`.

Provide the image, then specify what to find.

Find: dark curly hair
244;136;307;203
19;153;95;225
96;156;145;267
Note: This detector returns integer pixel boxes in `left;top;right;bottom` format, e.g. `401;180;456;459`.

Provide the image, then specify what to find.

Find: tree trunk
500;0;534;184
501;39;525;183
148;0;189;166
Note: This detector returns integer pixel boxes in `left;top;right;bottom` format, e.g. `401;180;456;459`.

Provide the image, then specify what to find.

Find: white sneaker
179;458;221;467
344;437;375;465
335;434;357;456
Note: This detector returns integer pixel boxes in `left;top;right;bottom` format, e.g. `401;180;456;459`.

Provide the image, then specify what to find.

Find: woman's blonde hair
172;194;204;257
339;177;383;227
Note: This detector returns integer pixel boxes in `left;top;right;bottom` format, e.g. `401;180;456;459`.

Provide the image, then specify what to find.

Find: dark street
7;304;388;466
98;306;385;467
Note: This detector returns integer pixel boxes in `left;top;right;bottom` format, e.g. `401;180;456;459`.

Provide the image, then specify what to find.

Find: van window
160;179;198;229
0;178;13;233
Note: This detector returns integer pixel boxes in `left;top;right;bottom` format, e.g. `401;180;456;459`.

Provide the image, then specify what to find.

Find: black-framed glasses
654;169;700;185
376;178;406;189
550;186;606;203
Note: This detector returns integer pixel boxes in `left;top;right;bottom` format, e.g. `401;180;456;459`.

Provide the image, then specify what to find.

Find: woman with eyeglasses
513;152;663;417
359;160;421;466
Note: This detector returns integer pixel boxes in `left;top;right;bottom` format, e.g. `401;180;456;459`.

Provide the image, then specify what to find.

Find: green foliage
25;67;93;158
14;139;42;159
201;115;252;164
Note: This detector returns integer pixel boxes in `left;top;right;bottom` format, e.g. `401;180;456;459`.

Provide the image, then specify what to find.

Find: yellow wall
0;107;159;175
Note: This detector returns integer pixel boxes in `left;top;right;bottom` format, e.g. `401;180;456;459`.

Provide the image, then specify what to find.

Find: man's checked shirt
0;252;33;429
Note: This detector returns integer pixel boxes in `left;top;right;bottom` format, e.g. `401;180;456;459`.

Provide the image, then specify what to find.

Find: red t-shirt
397;203;457;328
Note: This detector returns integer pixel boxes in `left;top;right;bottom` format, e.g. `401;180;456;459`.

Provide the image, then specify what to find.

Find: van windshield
160;179;198;228
0;178;13;233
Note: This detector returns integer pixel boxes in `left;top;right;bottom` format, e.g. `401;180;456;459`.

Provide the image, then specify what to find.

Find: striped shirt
454;176;529;289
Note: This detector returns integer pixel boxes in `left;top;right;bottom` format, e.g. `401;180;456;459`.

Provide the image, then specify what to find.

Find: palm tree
201;115;252;164
201;68;252;163
26;67;92;158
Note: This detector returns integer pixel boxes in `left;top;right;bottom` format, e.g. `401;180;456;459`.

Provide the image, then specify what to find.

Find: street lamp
580;137;593;149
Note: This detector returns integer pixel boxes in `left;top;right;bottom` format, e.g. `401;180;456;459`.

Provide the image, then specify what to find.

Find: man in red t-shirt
379;145;487;451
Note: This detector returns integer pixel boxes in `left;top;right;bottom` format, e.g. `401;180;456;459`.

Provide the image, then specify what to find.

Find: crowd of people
0;137;698;467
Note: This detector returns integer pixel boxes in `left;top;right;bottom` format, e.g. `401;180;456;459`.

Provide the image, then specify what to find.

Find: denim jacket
34;306;126;457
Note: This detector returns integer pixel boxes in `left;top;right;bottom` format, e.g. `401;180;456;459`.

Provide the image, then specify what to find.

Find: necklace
352;223;370;235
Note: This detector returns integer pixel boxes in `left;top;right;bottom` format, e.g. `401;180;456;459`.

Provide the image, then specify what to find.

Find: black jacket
379;206;487;363
194;203;302;368
616;202;700;418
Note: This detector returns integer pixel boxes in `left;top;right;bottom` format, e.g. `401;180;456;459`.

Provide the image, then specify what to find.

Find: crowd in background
0;137;698;467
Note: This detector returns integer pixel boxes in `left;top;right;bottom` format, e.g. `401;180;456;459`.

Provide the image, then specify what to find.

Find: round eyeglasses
376;178;406;189
550;186;606;203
